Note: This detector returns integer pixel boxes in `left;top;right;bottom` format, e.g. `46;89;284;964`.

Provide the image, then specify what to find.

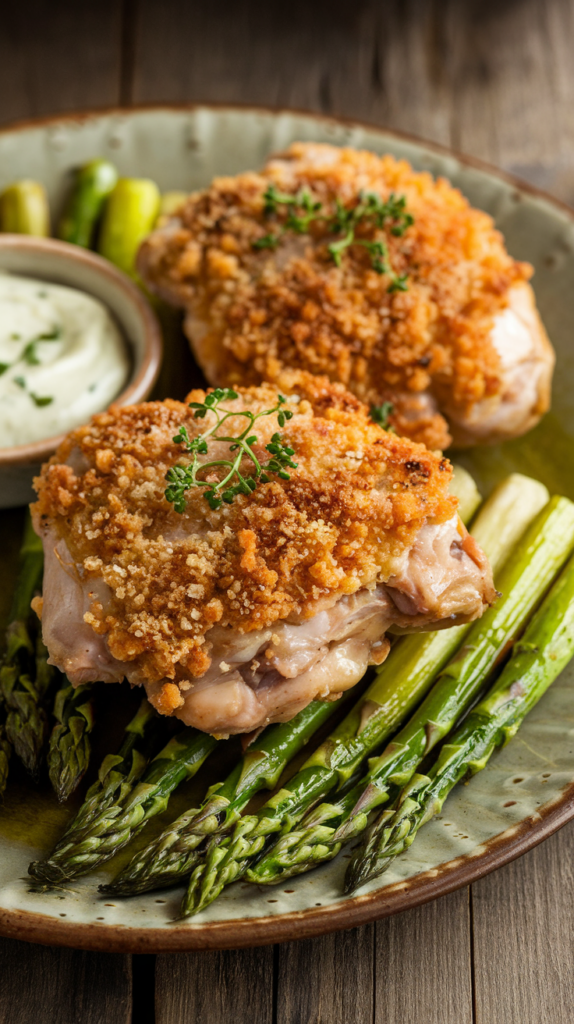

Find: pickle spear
58;158;118;248
98;177;160;280
0;181;50;236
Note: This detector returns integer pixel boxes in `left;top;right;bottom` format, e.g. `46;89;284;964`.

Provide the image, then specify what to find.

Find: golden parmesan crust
138;142;532;450
32;372;456;687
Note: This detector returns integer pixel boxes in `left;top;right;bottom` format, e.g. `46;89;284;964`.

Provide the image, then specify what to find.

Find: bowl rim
1;98;574;222
1;101;574;953
0;234;162;465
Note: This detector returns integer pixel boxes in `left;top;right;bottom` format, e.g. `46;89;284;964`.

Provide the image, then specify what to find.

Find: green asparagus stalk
449;464;482;524
29;724;217;885
29;697;160;885
346;551;574;893
101;698;345;896
58;158;118;248
47;681;95;802
0;180;50;235
248;494;574;886
4;634;58;776
180;475;550;915
0;514;56;777
98;177;160;279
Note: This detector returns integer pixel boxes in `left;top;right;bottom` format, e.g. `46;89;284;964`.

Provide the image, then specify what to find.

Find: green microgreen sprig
165;388;298;513
253;184;413;292
370;401;395;432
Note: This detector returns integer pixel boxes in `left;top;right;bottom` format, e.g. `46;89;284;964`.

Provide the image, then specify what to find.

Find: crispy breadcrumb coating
32;372;458;690
138;142;533;450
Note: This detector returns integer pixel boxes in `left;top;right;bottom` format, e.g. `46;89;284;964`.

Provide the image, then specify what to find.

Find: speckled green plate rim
1;103;574;953
1;780;573;953
3;100;574;219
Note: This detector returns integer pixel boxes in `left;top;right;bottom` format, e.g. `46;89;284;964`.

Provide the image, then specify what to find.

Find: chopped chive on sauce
38;325;62;341
10;374;52;406
22;340;41;365
30;393;54;407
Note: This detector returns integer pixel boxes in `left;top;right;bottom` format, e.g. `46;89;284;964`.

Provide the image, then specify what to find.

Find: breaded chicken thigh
138;142;554;450
32;372;495;736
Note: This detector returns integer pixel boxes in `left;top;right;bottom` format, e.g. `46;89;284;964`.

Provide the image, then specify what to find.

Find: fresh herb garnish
165;388;298;513
252;233;280;251
22;340;41;365
10;373;53;406
254;184;413;291
38;325;61;341
370;401;395;432
1;325;62;375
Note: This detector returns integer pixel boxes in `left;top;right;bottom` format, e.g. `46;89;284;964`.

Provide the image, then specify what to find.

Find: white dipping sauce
0;272;130;448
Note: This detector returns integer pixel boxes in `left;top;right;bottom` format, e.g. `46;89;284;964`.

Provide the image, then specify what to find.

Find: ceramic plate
1;105;574;952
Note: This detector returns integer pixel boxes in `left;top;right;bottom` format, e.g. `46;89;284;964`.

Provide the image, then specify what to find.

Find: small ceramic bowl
0;234;162;508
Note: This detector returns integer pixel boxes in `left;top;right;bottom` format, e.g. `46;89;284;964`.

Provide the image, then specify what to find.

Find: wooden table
2;1;574;1021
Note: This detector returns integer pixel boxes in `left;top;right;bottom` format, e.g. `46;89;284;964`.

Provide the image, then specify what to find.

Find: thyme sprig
370;401;396;432
254;184;413;292
165;388;298;513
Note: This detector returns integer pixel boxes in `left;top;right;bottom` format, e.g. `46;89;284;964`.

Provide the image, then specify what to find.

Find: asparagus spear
346;551;574;893
449;464;482;524
101;698;345;895
248;494;574;886
98;177;160;279
47;681;95;802
180;475;550;915
0;180;50;235
0;514;56;777
29;724;217;885
30;697;159;886
58;158;118;248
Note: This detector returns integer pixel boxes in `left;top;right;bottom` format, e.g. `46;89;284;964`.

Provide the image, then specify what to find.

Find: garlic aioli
0;272;130;447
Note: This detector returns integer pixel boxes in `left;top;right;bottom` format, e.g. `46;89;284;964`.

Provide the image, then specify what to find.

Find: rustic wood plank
374;888;473;1024
155;946;274;1024
0;0;123;127
0;937;131;1024
132;0;574;202
472;820;574;1024
440;0;574;202
276;924;374;1024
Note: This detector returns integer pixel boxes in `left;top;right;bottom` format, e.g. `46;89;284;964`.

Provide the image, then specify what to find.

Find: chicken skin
138;142;554;450
31;372;495;736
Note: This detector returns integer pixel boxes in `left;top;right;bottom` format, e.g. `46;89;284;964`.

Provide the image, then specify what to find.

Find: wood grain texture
0;937;131;1024
131;0;574;202
0;0;123;126
276;924;374;1024
155;945;274;1024
374;888;473;1024
472;819;574;1024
